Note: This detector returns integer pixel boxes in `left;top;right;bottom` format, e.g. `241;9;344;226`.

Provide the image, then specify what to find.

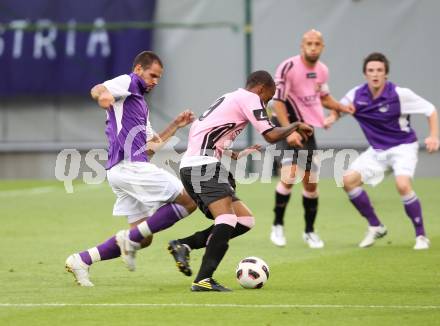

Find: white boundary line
0;183;105;197
0;303;439;309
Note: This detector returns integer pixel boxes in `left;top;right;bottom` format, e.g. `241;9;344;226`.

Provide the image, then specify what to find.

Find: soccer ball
236;256;269;289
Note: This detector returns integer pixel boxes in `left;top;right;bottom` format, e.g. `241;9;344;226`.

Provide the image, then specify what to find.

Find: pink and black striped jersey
180;88;274;168
274;55;329;127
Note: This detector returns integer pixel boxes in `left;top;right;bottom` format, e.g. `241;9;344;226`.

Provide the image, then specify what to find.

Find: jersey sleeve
396;87;435;116
273;59;293;102
103;75;131;100
319;64;330;97
240;95;275;135
146;119;157;140
340;86;359;106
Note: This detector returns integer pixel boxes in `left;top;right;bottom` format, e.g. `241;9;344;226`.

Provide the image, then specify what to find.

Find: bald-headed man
270;29;354;248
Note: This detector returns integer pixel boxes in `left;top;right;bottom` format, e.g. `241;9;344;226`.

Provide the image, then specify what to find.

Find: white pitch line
0;186;57;197
0;183;106;197
0;303;439;309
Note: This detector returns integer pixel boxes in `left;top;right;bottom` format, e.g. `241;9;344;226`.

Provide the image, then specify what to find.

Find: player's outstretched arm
90;84;115;110
147;110;195;155
425;109;439;153
223;144;262;160
159;110;195;142
321;94;355;114
323;110;341;129
263;122;313;144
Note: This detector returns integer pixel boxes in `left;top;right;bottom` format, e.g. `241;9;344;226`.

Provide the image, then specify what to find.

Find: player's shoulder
276;56;297;73
104;74;131;85
316;60;329;74
394;85;415;97
232;88;261;107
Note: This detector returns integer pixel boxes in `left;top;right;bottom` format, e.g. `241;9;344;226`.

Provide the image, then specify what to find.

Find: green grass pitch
1;178;440;325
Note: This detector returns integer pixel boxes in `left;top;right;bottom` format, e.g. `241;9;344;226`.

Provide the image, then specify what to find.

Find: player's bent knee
176;191;197;213
140;234;153;248
187;200;197;213
304;183;317;193
395;176;413;195
396;183;412;196
343;172;361;191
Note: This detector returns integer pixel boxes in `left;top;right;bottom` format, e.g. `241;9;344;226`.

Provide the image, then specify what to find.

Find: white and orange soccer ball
236;256;269;289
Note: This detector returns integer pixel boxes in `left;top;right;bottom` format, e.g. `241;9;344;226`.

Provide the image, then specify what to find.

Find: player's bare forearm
271;100;290;127
428;110;439;139
155;110;195;144
156;121;179;144
425;109;440;153
90;84;115;109
147;110;195;156
264;122;313;143
224;144;262;160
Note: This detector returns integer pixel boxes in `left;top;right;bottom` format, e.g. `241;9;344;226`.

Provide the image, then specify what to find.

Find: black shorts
271;116;318;172
180;162;239;220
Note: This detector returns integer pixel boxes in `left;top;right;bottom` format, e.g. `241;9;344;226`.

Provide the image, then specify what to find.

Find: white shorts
107;161;184;223
348;142;419;186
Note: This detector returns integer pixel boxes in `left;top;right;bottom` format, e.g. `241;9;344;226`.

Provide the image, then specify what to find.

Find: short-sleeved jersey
103;73;151;170
180;88;275;168
273;55;329;127
341;81;435;150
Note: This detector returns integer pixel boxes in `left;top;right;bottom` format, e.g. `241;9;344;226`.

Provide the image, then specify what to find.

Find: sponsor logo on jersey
378;104;389;113
307;72;317;79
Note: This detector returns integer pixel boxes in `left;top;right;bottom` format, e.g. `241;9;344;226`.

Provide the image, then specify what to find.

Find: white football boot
270;225;286;247
115;230;140;271
65;254;94;287
359;225;387;248
414;235;430;250
303;232;324;249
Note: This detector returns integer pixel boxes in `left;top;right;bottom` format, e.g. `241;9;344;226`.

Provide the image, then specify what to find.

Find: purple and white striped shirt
103;73;152;169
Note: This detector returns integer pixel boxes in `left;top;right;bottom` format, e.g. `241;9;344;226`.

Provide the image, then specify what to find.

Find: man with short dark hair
329;52;439;249
164;70;314;291
65;51;197;286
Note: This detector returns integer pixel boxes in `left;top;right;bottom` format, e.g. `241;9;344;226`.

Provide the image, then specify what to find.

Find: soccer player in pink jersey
65;51;198;287
270;29;354;248
162;70;313;291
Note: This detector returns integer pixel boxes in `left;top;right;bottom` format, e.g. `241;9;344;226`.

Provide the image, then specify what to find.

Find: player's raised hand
174;110;196;128
425;136;440;153
339;103;355;115
287;131;304;148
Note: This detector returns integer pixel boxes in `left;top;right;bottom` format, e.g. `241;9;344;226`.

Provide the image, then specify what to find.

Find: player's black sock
178;225;214;250
232;223;251;238
179;223;250;250
303;196;318;233
273;192;291;225
194;223;234;282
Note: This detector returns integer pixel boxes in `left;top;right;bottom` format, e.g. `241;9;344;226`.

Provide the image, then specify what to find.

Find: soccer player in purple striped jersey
168;71;314;291
65;51;198;286
329;52;439;249
270;29;354;248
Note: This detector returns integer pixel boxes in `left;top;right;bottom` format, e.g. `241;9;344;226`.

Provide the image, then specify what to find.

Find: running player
165;70;314;291
65;51;197;286
329;52;439;249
